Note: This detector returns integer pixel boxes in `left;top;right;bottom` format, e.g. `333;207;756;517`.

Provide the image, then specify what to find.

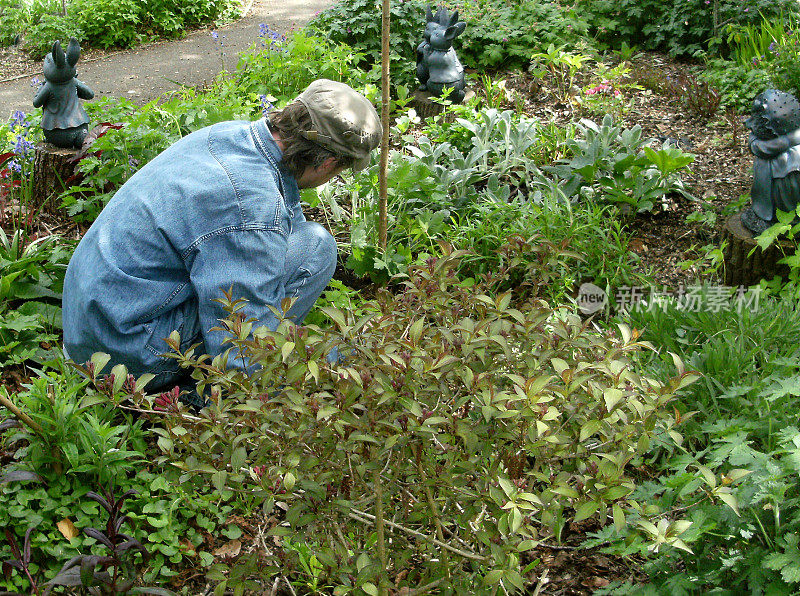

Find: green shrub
547;114;695;213
20;0;242;54
597;293;800;593
144;246;697;592
70;0;141;48
308;0;424;87
24;14;85;59
235;30;371;102
701;58;772;111
0;0;29;47
455;0;591;70
577;0;799;58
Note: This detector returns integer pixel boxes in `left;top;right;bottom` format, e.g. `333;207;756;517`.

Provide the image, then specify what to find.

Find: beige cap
295;79;382;171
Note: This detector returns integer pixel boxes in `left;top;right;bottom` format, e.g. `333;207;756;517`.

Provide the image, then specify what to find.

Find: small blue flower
211;30;219;40
259;94;275;115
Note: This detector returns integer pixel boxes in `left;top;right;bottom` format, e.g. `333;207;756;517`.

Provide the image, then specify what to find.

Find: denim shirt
62;118;304;379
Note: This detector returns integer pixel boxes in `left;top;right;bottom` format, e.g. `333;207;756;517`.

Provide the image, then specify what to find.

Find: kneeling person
62;79;381;400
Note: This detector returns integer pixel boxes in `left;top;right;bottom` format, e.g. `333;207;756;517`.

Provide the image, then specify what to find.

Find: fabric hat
296;79;382;171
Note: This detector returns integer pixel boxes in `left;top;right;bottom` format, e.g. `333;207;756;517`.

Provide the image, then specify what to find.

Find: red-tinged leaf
0;419;21;432
46;565;83;587
3;559;23;572
117;488;138;507
113;514;130;536
86;491;113;514
117;538;148;558
68;122;126;162
23;528;32;565
0;152;14;167
83;527;114;550
4;529;20;559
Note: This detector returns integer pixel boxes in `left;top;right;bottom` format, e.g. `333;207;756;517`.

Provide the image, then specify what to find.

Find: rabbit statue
33;38;95;149
416;6;466;103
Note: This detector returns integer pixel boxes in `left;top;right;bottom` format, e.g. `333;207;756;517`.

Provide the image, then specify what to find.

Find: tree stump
411;88;475;120
722;211;792;288
32;142;79;214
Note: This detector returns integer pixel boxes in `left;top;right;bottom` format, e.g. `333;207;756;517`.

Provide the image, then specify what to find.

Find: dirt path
0;0;334;120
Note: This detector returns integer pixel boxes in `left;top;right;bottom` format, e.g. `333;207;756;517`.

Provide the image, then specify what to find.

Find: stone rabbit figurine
33;38;94;149
416;6;467;103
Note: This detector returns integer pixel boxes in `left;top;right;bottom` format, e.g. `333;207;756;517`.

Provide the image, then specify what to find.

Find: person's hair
268;102;355;178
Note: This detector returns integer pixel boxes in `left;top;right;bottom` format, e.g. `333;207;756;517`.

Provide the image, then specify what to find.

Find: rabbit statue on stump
416;6;467;103
33;38;94;149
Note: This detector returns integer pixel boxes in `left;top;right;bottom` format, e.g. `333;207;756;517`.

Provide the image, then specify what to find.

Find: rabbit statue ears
50;38;82;69
426;6;464;29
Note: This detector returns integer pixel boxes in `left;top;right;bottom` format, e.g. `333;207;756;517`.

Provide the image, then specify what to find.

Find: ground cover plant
1;0;243;59
0;0;797;593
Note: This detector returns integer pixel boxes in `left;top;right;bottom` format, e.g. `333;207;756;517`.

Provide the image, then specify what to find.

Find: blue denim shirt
63;118;305;380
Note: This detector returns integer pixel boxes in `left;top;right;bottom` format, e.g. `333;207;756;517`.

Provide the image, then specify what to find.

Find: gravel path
0;0;334;120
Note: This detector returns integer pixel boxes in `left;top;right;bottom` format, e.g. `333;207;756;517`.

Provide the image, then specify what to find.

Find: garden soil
0;0;335;120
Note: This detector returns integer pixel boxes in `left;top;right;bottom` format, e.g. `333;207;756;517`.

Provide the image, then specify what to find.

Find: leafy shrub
701;58;772;112
144;245;697;592
308;0;425;87
0;362;243;592
547;115;695;213
235;30;370;103
20;0;241;54
455;0;591;70
597;293;800;593
23;14;85;59
0;229;71;368
69;0;142;49
577;0;800;58
0;0;29;47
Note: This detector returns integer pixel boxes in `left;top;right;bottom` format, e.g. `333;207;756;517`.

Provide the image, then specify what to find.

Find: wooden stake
378;0;390;252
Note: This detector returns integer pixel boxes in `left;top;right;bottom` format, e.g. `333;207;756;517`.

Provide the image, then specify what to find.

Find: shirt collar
251;117;300;209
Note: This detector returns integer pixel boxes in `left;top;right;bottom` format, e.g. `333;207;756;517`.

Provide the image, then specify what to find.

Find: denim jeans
149;219;336;392
62;118;336;395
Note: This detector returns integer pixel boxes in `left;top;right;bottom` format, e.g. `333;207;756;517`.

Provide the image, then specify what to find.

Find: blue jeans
65;221;336;398
147;220;337;393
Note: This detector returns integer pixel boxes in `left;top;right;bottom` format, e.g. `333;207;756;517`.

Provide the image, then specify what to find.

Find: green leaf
603;388;624;412
714;490;740;516
573;500;599;523
90;352;111;375
580;419;602;442
483;569;504;585
409;318;424;344
211;470;227;493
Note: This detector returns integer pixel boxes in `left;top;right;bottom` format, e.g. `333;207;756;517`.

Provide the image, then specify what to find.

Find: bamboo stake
373;463;389;596
0;392;45;436
378;0;390;251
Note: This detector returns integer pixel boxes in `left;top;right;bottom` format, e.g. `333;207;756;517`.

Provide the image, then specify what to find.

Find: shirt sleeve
189;227;287;372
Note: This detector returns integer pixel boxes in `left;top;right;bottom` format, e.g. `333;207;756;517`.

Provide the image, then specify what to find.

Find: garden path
0;0;335;120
